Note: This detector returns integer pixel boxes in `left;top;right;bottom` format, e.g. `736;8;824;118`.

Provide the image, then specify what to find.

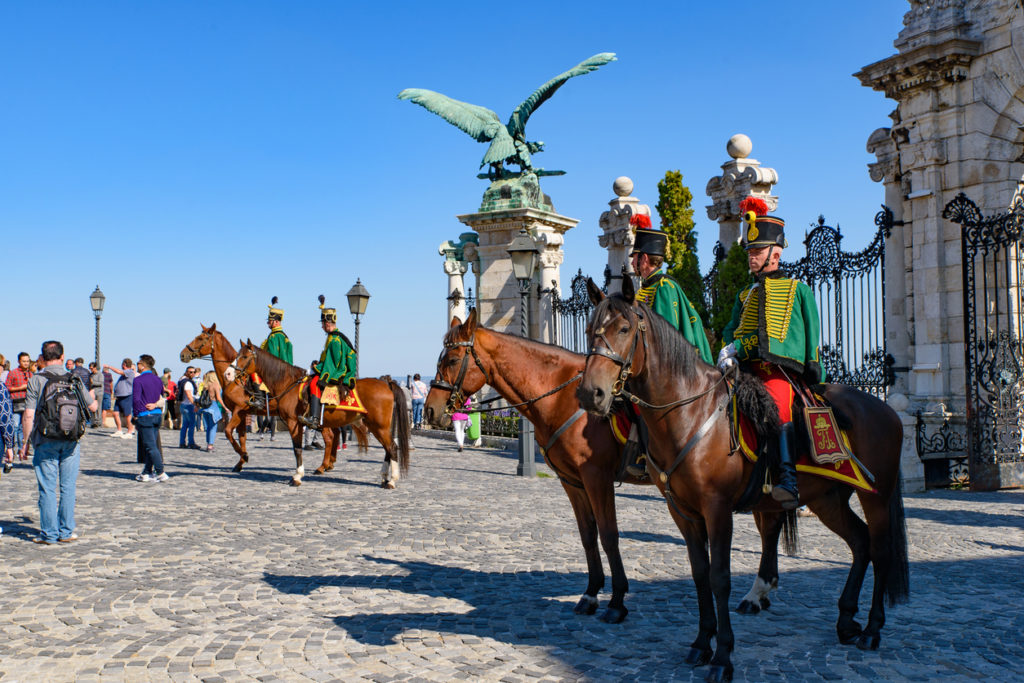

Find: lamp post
89;285;106;372
507;228;540;477
346;278;371;376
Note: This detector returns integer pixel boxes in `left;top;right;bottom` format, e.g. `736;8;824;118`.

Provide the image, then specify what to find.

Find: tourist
21;340;97;544
452;397;470;452
6;352;33;459
105;359;136;438
88;362;104;427
162;368;178;430
177;366;199;450
101;364;114;426
410;373;428;429
198;370;224;452
1;382;16;473
133;354;168;482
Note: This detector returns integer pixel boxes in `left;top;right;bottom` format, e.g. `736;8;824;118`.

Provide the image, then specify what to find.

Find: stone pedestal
856;0;1024;490
705;134;779;248
598;176;651;294
456;207;577;343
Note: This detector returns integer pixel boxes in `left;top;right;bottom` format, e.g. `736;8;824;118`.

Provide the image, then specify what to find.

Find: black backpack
196;388;212;409
178;378;195;403
37;371;88;441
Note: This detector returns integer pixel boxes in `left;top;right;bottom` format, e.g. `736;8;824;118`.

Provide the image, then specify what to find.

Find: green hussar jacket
315;330;357;387
636;271;713;365
260;328;293;365
722;271;825;383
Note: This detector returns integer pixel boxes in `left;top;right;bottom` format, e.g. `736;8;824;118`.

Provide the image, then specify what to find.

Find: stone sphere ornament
613;176;634;197
727;134;753;159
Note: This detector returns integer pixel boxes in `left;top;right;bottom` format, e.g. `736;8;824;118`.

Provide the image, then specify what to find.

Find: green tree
655;170;706;321
707;241;752;351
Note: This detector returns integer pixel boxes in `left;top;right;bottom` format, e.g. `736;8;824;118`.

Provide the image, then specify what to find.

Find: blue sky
0;1;908;379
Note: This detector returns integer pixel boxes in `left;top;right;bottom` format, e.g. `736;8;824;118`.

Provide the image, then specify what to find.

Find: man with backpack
177;367;199;450
20;340;97;545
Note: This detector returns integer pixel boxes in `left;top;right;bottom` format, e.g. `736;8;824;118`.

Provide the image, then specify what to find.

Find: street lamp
89;285;105;372
346;278;371;375
506;228;540;476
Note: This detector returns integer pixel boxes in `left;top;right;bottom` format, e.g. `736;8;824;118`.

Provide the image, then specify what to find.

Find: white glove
716;343;738;372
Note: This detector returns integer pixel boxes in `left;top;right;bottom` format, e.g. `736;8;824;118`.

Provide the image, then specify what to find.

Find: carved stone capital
442;259;468;276
539;249;564;269
705;156;778;222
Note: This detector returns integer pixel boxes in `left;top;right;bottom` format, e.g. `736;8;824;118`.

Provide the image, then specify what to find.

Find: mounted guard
624;214;713;478
717;197;825;509
249;297;293;410
300;295;357;429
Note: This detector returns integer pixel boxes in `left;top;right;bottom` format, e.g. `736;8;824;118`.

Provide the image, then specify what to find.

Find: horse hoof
856;633;880;651
232;464;243;473
760;596;771;610
573;596;598;615
705;664;733;682
382;481;396;490
312;468;325;476
736;600;760;615
289;479;301;487
837;621;863;645
599;605;628;624
684;647;712;667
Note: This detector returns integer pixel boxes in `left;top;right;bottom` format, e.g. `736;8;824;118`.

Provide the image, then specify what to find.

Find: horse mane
598;294;702;378
251;346;305;387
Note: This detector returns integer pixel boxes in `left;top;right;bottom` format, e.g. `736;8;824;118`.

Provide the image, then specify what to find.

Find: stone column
598;176;651;294
705;134;779;249
438;232;479;324
457;208;578;339
534;232;564;343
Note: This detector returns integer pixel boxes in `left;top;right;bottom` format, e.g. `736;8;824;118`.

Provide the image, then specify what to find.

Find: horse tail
388;380;411;475
886;475;911;606
354;419;370;453
780;508;799;556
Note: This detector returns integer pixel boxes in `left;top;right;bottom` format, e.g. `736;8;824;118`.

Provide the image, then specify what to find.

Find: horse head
181;323;217;362
577;276;645;417
233;339;257;376
424;308;486;428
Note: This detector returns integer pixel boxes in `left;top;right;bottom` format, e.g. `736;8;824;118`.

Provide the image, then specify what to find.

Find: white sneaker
111;430;125;438
154;472;170;482
135;473;153;482
123;431;135;439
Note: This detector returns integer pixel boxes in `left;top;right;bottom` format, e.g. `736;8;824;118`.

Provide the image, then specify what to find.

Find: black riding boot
300;395;322;429
247;383;266;410
772;422;800;509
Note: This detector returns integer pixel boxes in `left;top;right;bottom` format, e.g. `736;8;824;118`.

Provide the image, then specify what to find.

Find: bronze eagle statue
398;52;616;178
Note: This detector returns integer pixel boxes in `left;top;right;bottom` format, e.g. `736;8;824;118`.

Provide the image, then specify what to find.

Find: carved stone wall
597;176;651;294
856;0;1024;491
705;134;779;248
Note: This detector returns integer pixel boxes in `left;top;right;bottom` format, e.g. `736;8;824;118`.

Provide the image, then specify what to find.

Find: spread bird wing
397;88;505;143
506;52;616;138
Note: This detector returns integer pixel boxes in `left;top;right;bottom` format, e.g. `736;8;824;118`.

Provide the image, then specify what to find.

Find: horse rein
431;332;583;417
231;348;306;402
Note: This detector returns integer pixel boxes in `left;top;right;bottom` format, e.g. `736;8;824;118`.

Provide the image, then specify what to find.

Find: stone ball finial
613;176;634;197
727;134;753;159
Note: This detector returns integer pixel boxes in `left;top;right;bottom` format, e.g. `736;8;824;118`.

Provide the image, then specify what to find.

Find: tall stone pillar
456;178;577;341
705;134;779;249
438;232;479;324
856;0;1024;489
598;176;651;294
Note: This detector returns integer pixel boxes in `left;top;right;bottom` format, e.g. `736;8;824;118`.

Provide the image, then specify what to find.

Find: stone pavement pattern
0;429;1021;682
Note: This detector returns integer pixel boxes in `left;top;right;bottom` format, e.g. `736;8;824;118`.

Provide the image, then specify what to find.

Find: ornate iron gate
551;269;600;353
943;193;1024;490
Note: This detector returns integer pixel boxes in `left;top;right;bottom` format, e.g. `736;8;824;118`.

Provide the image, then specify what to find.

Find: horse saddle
301;378;368;414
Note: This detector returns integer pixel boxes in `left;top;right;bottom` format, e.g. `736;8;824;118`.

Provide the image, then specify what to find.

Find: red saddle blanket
732;399;875;493
300;379;368;414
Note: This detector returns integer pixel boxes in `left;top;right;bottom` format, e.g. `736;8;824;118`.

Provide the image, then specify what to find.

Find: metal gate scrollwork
944;192;1024;490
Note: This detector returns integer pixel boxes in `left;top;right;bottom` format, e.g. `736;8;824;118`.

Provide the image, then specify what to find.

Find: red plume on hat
629;213;652;229
739;197;768;216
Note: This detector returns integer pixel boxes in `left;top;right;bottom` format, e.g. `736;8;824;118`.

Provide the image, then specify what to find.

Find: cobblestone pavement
0;428;1021;682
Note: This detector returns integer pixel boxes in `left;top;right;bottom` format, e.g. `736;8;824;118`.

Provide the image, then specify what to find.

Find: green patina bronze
398;53;615;211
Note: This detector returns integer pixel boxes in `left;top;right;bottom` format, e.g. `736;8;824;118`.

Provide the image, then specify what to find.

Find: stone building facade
856;0;1024;489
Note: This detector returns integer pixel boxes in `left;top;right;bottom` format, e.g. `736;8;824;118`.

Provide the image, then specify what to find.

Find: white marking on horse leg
389;458;400;482
581;594;598;608
293;464;304;481
740;575;774;607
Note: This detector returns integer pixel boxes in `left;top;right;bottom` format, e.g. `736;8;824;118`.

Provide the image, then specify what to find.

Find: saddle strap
538;408;587;490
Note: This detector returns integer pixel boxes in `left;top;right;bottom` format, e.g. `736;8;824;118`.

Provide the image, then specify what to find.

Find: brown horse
180;325;369;476
576;278;909;682
233;341;410;487
423;310;799;625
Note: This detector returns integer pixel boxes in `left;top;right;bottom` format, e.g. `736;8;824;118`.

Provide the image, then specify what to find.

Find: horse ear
585;278;605;306
465;307;478;333
621;274;636;303
450;315;462;328
201;323;208;332
246;338;253;347
239;339;246;350
210;323;216;332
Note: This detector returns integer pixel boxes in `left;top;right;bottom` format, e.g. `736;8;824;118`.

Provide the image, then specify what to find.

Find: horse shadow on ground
263;553;1024;680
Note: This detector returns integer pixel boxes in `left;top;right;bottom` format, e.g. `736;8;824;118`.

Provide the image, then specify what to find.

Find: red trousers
751;362;795;423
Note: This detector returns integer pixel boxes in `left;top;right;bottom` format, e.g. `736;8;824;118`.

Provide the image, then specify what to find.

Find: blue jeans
179;403;196;447
201;411;218;446
33;439;80;542
13;410;24;451
412;398;424;427
135;413;164;474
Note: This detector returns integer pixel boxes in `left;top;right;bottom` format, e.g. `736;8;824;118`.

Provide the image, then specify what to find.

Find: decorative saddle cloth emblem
732;397;875;493
300;379;368;413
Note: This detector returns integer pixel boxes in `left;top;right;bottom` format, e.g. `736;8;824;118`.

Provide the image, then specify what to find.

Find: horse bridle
586;309;647;397
183;329;214;361
430;330;492;417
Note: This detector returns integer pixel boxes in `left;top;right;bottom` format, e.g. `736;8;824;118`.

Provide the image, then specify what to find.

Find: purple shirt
132;370;164;417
